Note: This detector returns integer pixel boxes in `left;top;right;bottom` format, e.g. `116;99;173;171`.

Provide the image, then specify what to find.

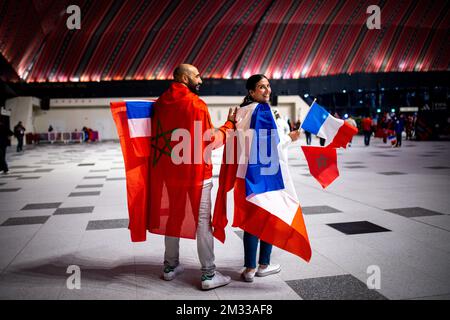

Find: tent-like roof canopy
1;0;449;83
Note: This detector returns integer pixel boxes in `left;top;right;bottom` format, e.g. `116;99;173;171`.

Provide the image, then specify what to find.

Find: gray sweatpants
164;181;216;276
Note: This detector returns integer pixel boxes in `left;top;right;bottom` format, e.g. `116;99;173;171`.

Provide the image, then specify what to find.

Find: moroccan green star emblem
150;119;177;167
316;154;328;169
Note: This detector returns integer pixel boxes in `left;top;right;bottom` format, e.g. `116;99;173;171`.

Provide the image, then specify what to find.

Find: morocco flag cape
111;82;222;241
148;82;210;239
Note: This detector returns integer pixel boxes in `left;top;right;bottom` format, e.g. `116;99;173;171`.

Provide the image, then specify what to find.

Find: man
273;109;290;136
152;64;235;290
13;121;25;152
394;114;405;147
0;119;13;174
361;115;372;146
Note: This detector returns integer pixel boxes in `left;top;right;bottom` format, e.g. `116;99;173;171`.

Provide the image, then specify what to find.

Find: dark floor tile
344;165;367;169
377;172;407;175
86;219;129;230
0;183;5;186
68;191;101;197
18;176;41;180
424;166;450;170
385;207;444;218
83;176;107;179
374;155;397;157
54;206;94;215
303;206;342;215
34;169;53;173
0;188;21;192
106;177;126;181
9;165;31;169
22;202;62;210
300;173;311;177
344;161;364;164
78;163;95;166
0;175;22;179
286;275;387;300
11;171;35;174
1;216;50;226
327;221;391;235
76;184;104;189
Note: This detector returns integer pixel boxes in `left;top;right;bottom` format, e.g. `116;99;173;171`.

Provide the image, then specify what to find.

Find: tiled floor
0;136;449;300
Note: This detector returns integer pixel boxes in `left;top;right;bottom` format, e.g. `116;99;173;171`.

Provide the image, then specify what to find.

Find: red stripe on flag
232;179;311;262
328;121;358;149
111;102;149;242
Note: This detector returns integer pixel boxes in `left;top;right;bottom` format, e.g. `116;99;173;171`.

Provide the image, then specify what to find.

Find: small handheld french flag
301;102;357;149
125;100;154;157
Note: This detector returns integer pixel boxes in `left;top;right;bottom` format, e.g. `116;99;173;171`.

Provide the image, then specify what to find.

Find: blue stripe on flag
126;101;154;119
301;103;329;135
245;103;285;197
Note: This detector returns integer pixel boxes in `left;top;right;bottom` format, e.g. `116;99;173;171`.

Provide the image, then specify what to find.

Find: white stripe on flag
235;103;258;179
128;118;151;138
318;115;343;143
247;188;299;226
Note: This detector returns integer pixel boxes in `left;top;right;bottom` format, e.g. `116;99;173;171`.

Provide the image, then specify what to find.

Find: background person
0;119;13;174
13;121;25;152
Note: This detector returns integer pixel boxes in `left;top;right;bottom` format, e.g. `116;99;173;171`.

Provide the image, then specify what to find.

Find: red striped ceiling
1;0;449;83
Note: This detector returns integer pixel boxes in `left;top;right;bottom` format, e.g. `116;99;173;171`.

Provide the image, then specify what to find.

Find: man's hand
288;130;301;142
227;107;238;123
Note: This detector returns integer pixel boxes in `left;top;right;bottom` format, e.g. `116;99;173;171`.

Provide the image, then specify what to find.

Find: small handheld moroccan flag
300;99;356;188
301;146;339;188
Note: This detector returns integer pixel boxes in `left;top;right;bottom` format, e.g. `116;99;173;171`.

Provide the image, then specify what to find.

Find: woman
238;74;301;282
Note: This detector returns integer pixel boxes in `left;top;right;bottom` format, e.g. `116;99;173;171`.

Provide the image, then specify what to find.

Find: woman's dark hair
240;74;269;107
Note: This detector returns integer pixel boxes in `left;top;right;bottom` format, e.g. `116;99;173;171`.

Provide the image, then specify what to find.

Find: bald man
151;64;236;290
173;64;202;94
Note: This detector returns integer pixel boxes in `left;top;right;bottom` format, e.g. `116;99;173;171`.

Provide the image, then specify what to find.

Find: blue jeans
243;231;272;269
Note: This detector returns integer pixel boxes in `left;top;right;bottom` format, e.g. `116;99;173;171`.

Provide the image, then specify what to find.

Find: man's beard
187;79;200;95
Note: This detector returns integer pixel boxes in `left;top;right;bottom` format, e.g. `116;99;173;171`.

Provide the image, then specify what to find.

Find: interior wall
24;95;306;140
33;107;116;140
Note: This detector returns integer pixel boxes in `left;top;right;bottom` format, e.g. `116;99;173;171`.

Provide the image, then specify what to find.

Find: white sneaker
256;264;281;277
163;265;184;281
241;269;256;282
201;271;231;290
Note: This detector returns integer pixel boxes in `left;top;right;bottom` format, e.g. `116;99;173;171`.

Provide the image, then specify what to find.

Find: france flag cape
110;100;154;242
212;102;311;262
